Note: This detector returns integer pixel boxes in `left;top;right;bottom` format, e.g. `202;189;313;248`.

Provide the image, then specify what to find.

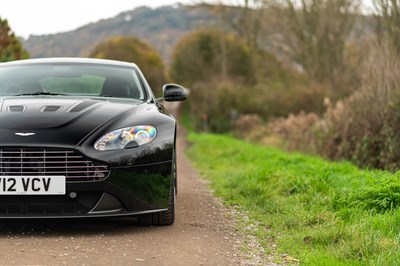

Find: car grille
0;148;109;182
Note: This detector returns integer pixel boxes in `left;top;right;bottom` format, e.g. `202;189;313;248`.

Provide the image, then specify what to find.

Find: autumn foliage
170;29;254;86
0;17;28;62
90;36;166;95
168;2;400;171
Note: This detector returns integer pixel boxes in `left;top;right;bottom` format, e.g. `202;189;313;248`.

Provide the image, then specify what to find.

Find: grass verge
186;133;400;265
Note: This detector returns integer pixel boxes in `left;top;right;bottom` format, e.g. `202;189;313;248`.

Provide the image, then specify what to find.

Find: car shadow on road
0;217;164;237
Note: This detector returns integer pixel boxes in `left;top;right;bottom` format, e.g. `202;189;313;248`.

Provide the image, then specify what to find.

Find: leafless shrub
271;42;400;170
269;111;320;153
233;114;264;139
320;42;400;169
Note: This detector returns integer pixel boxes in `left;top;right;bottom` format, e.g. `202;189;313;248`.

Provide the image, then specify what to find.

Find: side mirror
162;84;188;102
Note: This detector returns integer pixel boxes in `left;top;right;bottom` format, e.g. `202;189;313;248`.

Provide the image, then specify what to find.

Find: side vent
41;106;61;112
8;106;26;112
69;100;99;112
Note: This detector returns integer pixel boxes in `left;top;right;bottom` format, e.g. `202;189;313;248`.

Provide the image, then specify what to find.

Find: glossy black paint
0;58;183;218
163;84;188;102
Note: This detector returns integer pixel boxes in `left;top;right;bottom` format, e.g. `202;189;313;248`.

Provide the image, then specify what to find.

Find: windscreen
0;63;147;100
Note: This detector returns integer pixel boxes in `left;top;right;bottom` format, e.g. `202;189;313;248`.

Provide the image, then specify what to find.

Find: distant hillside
24;4;215;62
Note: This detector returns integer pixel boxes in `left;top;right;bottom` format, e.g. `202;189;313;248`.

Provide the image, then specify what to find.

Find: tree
203;1;267;83
272;0;359;90
89;36;166;94
169;29;254;86
374;0;400;56
0;17;29;62
210;0;265;52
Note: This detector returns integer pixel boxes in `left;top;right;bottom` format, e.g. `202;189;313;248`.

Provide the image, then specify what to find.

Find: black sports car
0;58;187;225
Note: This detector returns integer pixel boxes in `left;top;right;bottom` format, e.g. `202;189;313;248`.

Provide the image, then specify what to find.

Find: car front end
0;58;187;225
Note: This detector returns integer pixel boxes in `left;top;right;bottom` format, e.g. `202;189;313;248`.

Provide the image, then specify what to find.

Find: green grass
186;133;400;265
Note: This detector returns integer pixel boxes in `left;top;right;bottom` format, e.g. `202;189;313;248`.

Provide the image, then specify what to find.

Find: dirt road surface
0;103;257;265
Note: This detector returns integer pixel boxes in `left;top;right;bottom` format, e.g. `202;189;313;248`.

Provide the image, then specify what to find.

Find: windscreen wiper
14;91;69;96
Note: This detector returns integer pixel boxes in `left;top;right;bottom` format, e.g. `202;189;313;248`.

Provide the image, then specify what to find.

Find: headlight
94;126;157;151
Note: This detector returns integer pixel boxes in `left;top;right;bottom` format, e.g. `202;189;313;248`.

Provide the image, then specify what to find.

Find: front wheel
137;182;176;226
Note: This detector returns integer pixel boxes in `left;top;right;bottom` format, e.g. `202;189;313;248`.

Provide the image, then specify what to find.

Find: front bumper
0;160;173;218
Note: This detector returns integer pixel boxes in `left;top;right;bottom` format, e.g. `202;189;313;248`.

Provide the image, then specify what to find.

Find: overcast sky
0;0;194;38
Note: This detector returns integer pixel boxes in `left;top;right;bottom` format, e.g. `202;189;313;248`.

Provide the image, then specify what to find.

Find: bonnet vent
69;100;99;112
8;106;26;112
42;106;61;112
